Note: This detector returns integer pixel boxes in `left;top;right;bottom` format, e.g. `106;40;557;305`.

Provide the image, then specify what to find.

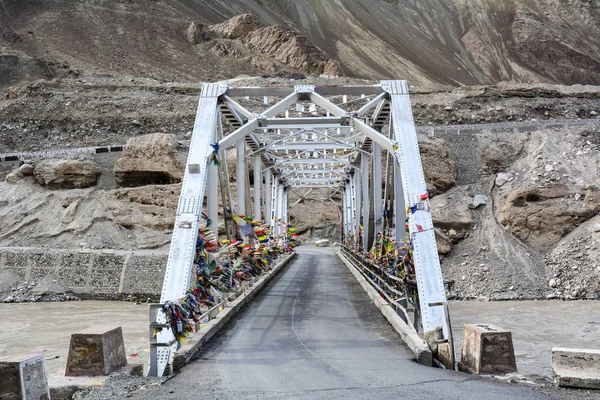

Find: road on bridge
115;247;552;399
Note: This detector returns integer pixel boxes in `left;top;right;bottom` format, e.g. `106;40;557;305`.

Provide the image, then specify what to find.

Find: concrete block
552;347;600;389
437;342;454;370
0;354;50;400
65;326;127;376
458;324;517;375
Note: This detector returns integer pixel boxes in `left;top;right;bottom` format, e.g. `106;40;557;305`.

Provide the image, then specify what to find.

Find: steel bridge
148;81;450;376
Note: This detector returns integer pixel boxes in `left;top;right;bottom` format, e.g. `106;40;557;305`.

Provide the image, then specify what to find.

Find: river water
1;300;598;379
449;300;600;378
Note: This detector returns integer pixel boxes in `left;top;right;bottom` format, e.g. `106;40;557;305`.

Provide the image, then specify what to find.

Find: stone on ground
419;136;456;196
114;133;183;187
497;184;600;252
34;158;101;189
552;347;600;389
5;169;24;184
19;163;34;175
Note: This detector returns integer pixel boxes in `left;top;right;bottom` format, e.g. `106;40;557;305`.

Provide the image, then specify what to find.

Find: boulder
107;184;180;231
482;142;516;173
315;239;330;247
431;192;473;234
323;60;343;77
244;26;338;76
495;172;513;187
472;194;488;208
5;169;24;184
418;136;456;196
114;133;183;187
34;159;101;189
497;184;600;252
187;22;207;45
19;163;34;175
435;228;452;254
208;14;262;39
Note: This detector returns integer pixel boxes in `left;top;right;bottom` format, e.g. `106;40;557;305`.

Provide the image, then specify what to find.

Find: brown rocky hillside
1;0;600;88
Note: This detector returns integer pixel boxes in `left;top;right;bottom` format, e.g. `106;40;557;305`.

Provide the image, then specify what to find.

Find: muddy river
0;300;598;379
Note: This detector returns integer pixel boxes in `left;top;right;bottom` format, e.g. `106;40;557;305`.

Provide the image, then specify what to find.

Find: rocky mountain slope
1;75;599;301
1;0;600;88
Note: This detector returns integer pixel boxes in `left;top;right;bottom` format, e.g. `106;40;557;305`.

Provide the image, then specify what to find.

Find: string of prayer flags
209;142;221;166
162;212;299;346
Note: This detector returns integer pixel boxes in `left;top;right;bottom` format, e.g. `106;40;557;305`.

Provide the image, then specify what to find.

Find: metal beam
219;118;260;149
394;157;405;242
316;188;341;209
260;92;300;118
225;85;384;98
254;153;262;220
356;92;388;117
361;153;370;251
262;117;346;129
286;178;345;184
373;142;383;237
264;168;272;221
288;184;343;189
270;158;350;165
354;170;361;243
384;79;448;337
236;139;246;214
276;184;284;233
207;135;219;235
151;82;225;377
349;175;357;237
309;92;347;117
280;169;346;177
270;178;277;231
290;188;313;209
351;118;395;153
267;142;359;151
223;95;254;120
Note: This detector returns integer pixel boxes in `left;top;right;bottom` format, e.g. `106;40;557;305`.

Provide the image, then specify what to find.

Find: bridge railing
340;245;419;331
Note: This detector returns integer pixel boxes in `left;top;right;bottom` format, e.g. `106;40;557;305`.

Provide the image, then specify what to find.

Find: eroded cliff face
1;0;599;88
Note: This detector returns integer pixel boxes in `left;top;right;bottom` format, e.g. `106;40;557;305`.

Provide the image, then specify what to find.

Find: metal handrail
340;246;417;331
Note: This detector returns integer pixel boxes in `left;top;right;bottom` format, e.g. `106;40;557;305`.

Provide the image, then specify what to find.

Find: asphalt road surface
93;247;556;399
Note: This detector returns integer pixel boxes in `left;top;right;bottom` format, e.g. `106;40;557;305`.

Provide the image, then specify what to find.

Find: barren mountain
1;0;600;88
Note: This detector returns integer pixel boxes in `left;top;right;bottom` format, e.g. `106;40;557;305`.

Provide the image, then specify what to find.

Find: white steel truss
149;81;450;376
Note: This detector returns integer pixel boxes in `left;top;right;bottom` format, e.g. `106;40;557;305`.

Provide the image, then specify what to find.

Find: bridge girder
149;80;450;377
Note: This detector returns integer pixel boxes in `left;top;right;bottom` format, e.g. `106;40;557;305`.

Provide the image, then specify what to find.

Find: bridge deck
135;247;550;399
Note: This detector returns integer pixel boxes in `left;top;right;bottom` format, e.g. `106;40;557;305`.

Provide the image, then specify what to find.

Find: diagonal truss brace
149;83;225;377
384;80;448;337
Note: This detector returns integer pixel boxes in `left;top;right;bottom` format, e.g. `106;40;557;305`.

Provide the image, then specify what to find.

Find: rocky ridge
2;2;600;88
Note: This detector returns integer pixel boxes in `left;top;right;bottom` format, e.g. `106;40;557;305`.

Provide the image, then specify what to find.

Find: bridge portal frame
148;81;449;376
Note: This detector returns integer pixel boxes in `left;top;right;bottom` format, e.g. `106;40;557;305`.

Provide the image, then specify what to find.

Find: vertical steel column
253;154;262;220
349;175;357;236
345;183;352;237
236;139;246;214
361;155;370;250
270;177;277;231
341;186;347;238
206;128;219;234
354;170;362;244
394;159;406;242
264;168;272;223
373;142;383;237
277;183;284;235
384;79;448;337
283;190;288;223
